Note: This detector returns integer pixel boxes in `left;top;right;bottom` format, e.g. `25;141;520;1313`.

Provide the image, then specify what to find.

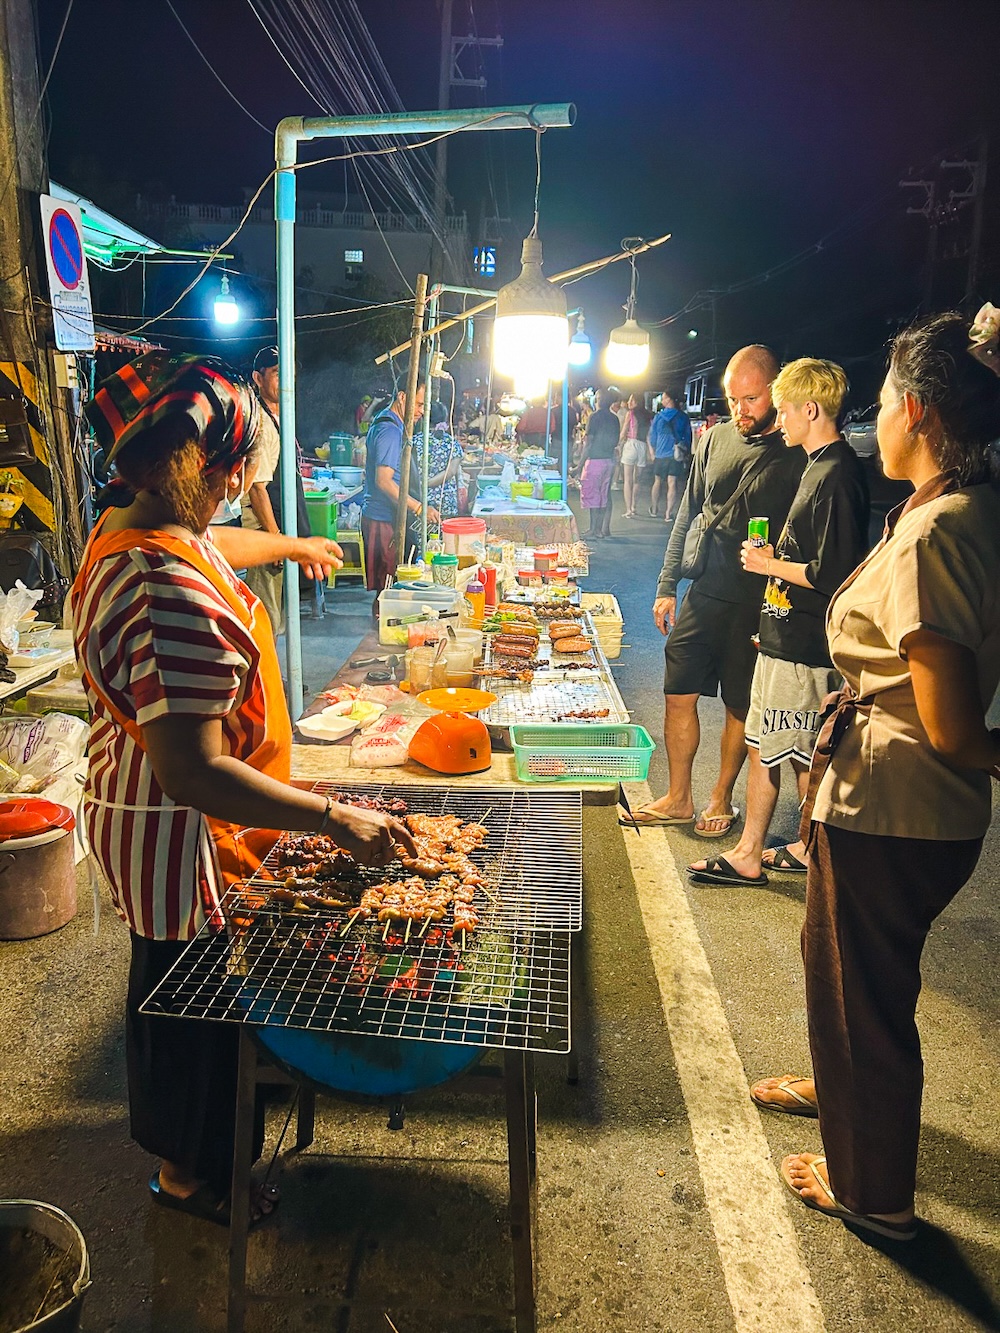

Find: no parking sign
39;194;95;351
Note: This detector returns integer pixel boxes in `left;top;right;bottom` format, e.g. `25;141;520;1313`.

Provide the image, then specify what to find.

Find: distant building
135;192;505;305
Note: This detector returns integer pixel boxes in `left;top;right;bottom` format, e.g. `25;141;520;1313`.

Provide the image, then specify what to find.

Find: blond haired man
688;358;870;886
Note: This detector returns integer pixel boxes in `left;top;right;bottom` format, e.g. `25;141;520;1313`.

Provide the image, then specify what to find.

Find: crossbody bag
680;447;774;581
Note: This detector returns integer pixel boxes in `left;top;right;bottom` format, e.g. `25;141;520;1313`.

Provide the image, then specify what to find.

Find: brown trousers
803;821;981;1215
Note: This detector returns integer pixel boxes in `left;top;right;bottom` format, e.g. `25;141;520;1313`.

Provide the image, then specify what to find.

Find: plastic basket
510;724;654;783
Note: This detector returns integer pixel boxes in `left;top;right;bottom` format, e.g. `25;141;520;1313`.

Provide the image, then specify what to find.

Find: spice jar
407;645;449;692
430;552;459;587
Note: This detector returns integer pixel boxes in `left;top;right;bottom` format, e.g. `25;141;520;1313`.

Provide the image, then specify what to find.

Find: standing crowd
628;308;1000;1242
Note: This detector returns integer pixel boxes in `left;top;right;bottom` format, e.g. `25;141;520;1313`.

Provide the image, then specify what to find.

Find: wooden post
394;273;429;560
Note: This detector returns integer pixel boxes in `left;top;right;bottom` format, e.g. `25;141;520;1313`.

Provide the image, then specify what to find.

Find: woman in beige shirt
752;309;1000;1242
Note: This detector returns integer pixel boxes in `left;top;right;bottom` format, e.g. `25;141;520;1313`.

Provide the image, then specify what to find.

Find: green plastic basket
510;723;655;783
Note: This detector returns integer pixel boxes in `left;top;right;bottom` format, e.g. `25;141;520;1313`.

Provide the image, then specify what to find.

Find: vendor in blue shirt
362;383;440;603
648;391;693;522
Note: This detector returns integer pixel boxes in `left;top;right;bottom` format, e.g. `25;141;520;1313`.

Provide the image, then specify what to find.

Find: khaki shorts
744;653;840;767
619;438;646;467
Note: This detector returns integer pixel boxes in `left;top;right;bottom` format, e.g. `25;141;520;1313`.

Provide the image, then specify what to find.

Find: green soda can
748;517;769;547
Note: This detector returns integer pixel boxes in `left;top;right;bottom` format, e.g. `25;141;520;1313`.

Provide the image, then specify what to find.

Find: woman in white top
752;308;1000;1243
618;393;650;518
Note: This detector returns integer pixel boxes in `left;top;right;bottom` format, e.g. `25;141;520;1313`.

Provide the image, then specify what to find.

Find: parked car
843;404;910;528
843;405;878;458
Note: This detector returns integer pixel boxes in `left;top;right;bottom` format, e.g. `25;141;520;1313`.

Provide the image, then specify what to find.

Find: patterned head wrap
86;351;260;472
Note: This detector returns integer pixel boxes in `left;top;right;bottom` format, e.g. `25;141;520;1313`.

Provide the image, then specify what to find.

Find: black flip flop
149;1173;278;1229
763;845;808;873
687;855;768;887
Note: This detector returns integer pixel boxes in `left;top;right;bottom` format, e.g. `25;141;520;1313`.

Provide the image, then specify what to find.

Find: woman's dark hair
888;312;1000;485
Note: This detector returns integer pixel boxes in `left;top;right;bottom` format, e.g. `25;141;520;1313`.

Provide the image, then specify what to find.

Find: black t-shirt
758;438;871;667
584;407;621;460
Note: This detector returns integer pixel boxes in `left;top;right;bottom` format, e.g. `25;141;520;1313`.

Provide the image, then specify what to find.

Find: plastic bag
0;712;88;793
349;706;432;767
0;581;44;653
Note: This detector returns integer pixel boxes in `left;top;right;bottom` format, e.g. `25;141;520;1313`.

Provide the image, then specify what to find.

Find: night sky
40;0;1000;405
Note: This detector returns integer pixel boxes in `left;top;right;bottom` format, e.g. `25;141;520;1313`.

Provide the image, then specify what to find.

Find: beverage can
748;517;769;548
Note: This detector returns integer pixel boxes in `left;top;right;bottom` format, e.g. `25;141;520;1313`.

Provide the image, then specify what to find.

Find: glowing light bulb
604;318;650;378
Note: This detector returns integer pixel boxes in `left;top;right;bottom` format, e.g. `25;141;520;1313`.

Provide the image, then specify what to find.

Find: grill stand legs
505;1050;538;1333
226;1036;540;1333
227;1030;257;1333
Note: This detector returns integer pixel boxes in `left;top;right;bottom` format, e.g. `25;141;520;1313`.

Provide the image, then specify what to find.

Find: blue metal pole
561;375;569;501
275;120;303;720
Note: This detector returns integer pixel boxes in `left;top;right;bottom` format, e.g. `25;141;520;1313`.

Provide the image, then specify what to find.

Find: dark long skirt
803;822;981;1215
126;933;264;1195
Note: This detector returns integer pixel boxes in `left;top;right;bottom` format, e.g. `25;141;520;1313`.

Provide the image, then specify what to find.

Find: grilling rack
479;610;629;730
141;784;582;1054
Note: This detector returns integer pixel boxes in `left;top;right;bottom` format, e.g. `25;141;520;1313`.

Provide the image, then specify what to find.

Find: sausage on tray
551;635;592;654
548;622;582;640
494;640;537;659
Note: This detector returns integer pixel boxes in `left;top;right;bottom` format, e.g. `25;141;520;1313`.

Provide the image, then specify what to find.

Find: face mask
210;495;243;524
209;464;247;524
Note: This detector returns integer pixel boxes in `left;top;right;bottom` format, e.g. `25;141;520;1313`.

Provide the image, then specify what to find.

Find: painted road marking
621;779;826;1333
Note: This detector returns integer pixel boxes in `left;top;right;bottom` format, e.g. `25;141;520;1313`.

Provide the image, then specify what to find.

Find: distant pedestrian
648;391;693;520
687;358;869;886
575;388;620;538
628;345;805;834
618;393;650;519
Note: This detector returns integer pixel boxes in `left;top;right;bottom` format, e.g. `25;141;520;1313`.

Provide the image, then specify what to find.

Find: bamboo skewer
404;918;412;943
340;910;363;937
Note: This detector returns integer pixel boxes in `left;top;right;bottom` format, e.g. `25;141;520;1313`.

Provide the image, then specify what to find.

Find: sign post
39;195;95;352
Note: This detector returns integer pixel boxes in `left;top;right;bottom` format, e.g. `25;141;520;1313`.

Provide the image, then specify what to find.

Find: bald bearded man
632;346;806;836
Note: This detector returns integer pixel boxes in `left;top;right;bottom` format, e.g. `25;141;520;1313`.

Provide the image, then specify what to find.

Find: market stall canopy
49;181;164;261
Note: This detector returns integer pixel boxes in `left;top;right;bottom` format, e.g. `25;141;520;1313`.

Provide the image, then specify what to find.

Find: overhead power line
164;0;272;136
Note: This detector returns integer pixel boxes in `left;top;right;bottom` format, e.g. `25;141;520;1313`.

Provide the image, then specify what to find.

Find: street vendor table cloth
473;498;579;546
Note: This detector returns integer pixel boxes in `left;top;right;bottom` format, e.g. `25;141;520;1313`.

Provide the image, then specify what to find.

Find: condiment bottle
481;563;498;611
464;579;486;626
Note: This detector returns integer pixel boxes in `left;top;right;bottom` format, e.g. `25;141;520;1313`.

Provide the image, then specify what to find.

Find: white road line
621;780;826;1333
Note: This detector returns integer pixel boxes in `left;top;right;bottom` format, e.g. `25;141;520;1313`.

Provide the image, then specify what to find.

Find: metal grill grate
141;905;571;1053
139;783;579;1054
479;612;629;727
247;784;583;933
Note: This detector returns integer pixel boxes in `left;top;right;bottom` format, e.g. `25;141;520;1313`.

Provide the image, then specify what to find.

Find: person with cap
243;346;317;635
71;352;418;1227
362;382;441;602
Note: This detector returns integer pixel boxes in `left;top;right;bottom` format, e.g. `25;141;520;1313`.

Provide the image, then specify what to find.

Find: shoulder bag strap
701;445;775;539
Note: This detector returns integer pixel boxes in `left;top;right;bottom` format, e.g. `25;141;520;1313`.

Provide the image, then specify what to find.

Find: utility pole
900;177;941;314
432;1;503;283
0;0;75;568
955;134;989;302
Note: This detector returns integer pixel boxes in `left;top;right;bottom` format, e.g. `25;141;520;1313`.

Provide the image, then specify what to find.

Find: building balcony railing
137;198;468;235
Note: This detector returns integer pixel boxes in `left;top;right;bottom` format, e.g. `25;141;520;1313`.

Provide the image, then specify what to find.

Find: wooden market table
471;497;579;546
0;629;75;704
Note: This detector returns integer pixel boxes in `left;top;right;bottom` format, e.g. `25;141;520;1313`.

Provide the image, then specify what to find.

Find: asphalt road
0;484;997;1332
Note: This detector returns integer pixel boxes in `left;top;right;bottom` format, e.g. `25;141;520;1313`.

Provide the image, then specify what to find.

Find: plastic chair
329;529;366;588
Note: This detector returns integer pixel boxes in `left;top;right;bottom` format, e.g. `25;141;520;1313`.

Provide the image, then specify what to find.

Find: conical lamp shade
605;317;650;378
493;235;568;390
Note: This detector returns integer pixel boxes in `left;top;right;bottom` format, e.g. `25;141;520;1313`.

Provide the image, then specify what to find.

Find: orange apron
72;518;293;893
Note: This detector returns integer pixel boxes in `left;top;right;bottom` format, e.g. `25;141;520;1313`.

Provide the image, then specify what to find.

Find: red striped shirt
73;534;264;939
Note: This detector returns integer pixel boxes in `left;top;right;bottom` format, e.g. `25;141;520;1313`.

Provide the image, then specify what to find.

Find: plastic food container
444;644;476;688
542;480;563;501
377;586;460;645
543;568;570;585
441;516;487;556
304;492;338;540
510;480;534;500
533;547;559;572
510;724;655;783
517;569;543;587
431;553;459;587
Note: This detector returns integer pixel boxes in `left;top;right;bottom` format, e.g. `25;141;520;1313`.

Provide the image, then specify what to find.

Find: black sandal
149;1172;278;1229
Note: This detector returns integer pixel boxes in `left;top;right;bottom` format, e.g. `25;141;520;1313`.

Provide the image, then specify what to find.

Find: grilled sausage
502;621;539;638
495;634;537;649
551;635;592;654
494;640;536;659
548;622;582;640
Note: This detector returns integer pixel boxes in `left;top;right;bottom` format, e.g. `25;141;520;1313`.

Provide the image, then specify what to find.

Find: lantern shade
493;236;568;388
605;317;649;378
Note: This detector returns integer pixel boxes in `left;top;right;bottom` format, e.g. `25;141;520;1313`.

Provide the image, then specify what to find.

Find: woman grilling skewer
71;353;418;1229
